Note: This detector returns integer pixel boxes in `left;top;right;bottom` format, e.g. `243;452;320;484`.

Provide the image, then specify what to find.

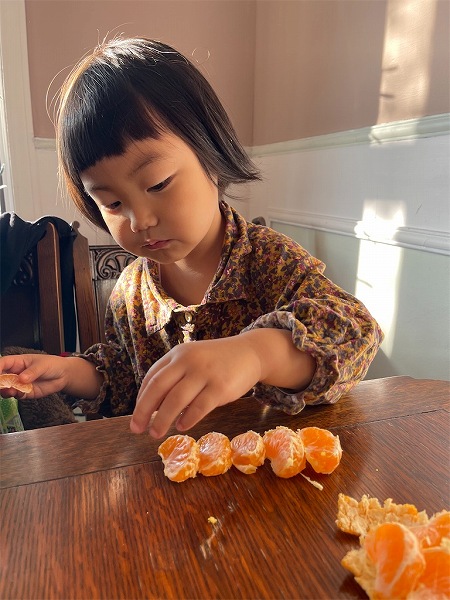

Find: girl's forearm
241;328;316;391
62;357;104;399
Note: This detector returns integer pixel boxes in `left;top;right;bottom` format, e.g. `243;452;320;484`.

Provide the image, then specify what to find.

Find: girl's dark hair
56;37;260;232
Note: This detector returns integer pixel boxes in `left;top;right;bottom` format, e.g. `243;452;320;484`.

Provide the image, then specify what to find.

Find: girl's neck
159;263;214;306
160;213;226;306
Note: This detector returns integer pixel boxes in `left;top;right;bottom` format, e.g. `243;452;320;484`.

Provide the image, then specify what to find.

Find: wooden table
1;376;449;599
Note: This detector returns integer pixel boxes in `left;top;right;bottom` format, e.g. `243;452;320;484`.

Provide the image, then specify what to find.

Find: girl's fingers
175;389;217;432
0;387;26;399
0;357;22;374
131;363;184;434
148;377;207;438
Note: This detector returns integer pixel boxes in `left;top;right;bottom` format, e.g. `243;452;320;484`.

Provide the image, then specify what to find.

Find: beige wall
25;0;256;145
253;0;450;145
25;0;449;148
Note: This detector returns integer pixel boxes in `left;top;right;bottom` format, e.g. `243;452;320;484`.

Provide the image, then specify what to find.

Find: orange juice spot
365;522;426;599
263;426;306;478
230;430;265;474
157;435;199;482
197;431;232;476
298;426;342;474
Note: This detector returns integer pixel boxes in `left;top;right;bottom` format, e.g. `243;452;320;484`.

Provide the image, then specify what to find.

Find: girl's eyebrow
129;152;164;178
86;152;165;193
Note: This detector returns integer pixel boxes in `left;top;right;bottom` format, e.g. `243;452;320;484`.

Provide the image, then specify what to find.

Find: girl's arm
0;353;103;400
239;328;316;391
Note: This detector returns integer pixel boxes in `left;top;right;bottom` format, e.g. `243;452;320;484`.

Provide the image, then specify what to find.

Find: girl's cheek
102;214;128;240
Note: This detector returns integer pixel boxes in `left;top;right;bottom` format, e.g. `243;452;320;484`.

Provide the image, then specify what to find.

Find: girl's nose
129;204;157;233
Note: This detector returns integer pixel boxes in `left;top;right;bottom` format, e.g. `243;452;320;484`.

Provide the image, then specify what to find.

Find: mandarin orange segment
263;426;306;478
0;373;33;394
410;544;450;598
230;430;265;474
411;510;450;549
157;435;200;482
197;431;232;476
298;426;342;474
364;522;426;599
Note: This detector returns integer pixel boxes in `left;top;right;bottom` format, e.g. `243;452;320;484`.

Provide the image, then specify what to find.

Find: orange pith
197;432;232;476
365;522;426;599
230;430;265;474
263;426;306;478
157;435;199;482
298;426;342;474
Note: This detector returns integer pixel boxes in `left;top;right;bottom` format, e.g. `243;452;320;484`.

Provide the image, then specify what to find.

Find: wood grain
1;376;449;488
1;409;448;600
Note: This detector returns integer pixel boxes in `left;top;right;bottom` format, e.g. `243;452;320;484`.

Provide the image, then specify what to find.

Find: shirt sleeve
75;303;139;417
242;266;384;414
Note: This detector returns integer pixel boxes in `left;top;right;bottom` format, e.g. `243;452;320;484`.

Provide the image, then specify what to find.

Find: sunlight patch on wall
377;0;436;124
354;202;405;357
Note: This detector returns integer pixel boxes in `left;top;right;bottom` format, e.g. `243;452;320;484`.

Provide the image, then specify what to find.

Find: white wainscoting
248;114;450;256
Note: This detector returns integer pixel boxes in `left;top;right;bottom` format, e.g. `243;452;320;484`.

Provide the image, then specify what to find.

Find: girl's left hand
130;336;262;438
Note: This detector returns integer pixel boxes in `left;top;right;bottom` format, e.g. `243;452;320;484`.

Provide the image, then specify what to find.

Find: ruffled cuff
241;310;341;411
69;347;109;415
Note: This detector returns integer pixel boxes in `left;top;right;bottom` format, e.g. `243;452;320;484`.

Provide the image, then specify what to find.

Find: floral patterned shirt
79;202;383;417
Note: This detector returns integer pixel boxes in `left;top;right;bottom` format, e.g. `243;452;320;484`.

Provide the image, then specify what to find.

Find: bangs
58;62;162;178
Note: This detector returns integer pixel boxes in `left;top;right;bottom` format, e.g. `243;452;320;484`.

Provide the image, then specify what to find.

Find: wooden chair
0;218;133;422
71;222;136;351
0;222;65;355
251;216;266;226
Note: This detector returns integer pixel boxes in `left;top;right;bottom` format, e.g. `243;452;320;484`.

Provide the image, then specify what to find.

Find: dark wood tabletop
1;376;449;599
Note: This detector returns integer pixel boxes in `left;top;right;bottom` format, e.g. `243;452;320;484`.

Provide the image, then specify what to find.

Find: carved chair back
89;245;136;344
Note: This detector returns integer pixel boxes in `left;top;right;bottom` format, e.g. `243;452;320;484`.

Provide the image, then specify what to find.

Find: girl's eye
104;201;121;211
148;176;172;193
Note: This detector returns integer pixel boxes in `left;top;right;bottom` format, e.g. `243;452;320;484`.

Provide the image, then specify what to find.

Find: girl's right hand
0;354;69;399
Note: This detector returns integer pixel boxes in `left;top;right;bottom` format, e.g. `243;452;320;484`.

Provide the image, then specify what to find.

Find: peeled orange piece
410;544;450;599
340;496;450;600
263;426;306;478
299;426;342;474
364;522;426;599
157;435;199;483
0;373;32;394
197;431;232;476
411;510;450;549
230;430;265;474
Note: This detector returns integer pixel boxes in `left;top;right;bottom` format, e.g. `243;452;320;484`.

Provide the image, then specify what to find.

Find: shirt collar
143;201;254;317
204;201;253;303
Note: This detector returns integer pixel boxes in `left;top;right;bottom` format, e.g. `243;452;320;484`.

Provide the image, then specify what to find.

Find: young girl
0;37;383;438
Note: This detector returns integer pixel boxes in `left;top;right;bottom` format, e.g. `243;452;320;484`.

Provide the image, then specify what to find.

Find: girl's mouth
142;239;170;250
